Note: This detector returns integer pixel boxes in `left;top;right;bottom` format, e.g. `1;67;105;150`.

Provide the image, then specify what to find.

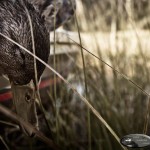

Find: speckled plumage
0;0;76;84
0;0;50;85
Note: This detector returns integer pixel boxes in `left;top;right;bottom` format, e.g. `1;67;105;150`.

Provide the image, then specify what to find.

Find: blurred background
1;0;150;149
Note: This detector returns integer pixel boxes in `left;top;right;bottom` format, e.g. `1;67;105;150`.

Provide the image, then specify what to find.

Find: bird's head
11;80;38;137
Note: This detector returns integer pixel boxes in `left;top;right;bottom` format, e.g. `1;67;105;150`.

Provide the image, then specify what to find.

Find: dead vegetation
1;0;150;150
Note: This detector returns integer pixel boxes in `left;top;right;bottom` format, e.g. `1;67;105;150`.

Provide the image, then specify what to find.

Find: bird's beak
11;80;38;137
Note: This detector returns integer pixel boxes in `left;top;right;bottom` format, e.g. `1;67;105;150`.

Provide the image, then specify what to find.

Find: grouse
0;0;76;136
0;0;50;136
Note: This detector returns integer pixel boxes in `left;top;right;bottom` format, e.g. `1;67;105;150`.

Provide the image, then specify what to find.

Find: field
1;0;150;150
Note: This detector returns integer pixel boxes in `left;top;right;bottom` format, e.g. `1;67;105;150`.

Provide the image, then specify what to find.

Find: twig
22;0;52;136
0;104;59;150
74;10;91;150
0;120;19;128
0;135;10;150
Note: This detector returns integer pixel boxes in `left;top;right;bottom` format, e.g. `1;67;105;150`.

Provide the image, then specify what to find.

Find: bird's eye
25;93;31;102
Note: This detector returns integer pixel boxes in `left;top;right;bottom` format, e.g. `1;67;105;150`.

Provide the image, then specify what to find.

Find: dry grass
1;0;150;150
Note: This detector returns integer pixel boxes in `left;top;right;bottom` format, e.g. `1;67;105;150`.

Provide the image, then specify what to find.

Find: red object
0;77;61;102
0;92;12;102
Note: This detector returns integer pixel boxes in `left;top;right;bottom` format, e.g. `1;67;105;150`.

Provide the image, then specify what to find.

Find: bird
0;0;76;136
0;0;50;136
